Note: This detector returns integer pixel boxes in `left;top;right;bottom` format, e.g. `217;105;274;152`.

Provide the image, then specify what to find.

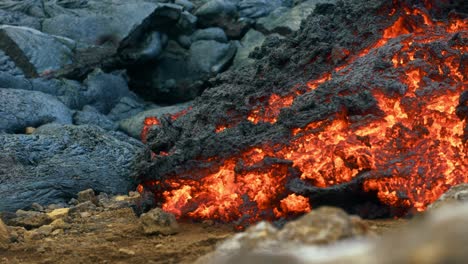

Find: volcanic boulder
0;88;73;133
0;124;143;212
140;208;179;235
0;25;76;77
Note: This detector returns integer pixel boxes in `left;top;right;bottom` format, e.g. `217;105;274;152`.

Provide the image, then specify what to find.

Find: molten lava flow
143;3;468;224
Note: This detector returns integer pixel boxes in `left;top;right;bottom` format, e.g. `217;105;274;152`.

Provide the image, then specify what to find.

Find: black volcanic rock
0;124;143;212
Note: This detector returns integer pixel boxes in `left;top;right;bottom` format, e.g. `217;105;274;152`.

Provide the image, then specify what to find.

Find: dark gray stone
0;88;73;133
107;96;147;122
82;69;132;114
118;31;165;64
191;27;228;43
0;9;41;29
0;71;31;89
0;50;23;76
189;40;237;74
175;0;196;11
238;0;292;19
0;25;76;78
0;124;143;212
30;77;88;110
41;1;158;44
73;105;118;131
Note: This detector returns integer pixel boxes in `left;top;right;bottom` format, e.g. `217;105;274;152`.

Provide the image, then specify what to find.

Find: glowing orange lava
143;4;468;224
140;107;192;143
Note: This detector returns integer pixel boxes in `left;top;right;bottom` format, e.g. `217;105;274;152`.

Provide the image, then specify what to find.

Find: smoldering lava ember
138;0;467;225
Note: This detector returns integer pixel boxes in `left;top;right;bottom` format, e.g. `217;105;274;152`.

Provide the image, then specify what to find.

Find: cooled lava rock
0;124;143;212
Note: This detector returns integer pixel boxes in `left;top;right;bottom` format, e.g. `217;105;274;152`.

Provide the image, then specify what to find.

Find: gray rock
232;29;265;68
0;9;41;29
0;88;73;133
0;71;31;89
30;77;87;110
195;0;238;19
0;25;76;77
0;124;143;212
41;1;158;45
175;0;196;11
118;31;165;64
77;189;99;205
73;105;118;131
82;69;132;114
238;0;292;19
140;208;179;235
189;40;237;74
119;102;193;139
0;0;46;18
177;34;192;49
128;38;236;103
0;50;23;76
191;27;228;43
7;210;52;229
256;0;336;35
107;96;147;122
0;218;9;250
195;0;252;39
118;3;197;63
69;201;97;216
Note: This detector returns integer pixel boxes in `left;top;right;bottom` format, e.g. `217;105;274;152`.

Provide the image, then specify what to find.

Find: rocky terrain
0;0;330;213
0;0;467;263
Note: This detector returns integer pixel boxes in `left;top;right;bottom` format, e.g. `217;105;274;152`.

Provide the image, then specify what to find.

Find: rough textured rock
107;96;147;121
195;0;250;39
73;105;118;131
119;102;193;139
0;71;31;89
0;49;23;75
6;210;52;230
238;0;292;19
0;9;41;29
196;207;373;264
82;69;132;114
0;218;9;250
140;208;179;235
191;27;228;43
118;31;166;64
46;208;70;221
277;207;371;245
0;25;77;77
0;124;143;212
232;29;265;68
428;184;468;211
189;40;237;74
41;1;158;45
195;0;238;26
0;88;73;133
256;0;336;35
77;189;99;205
